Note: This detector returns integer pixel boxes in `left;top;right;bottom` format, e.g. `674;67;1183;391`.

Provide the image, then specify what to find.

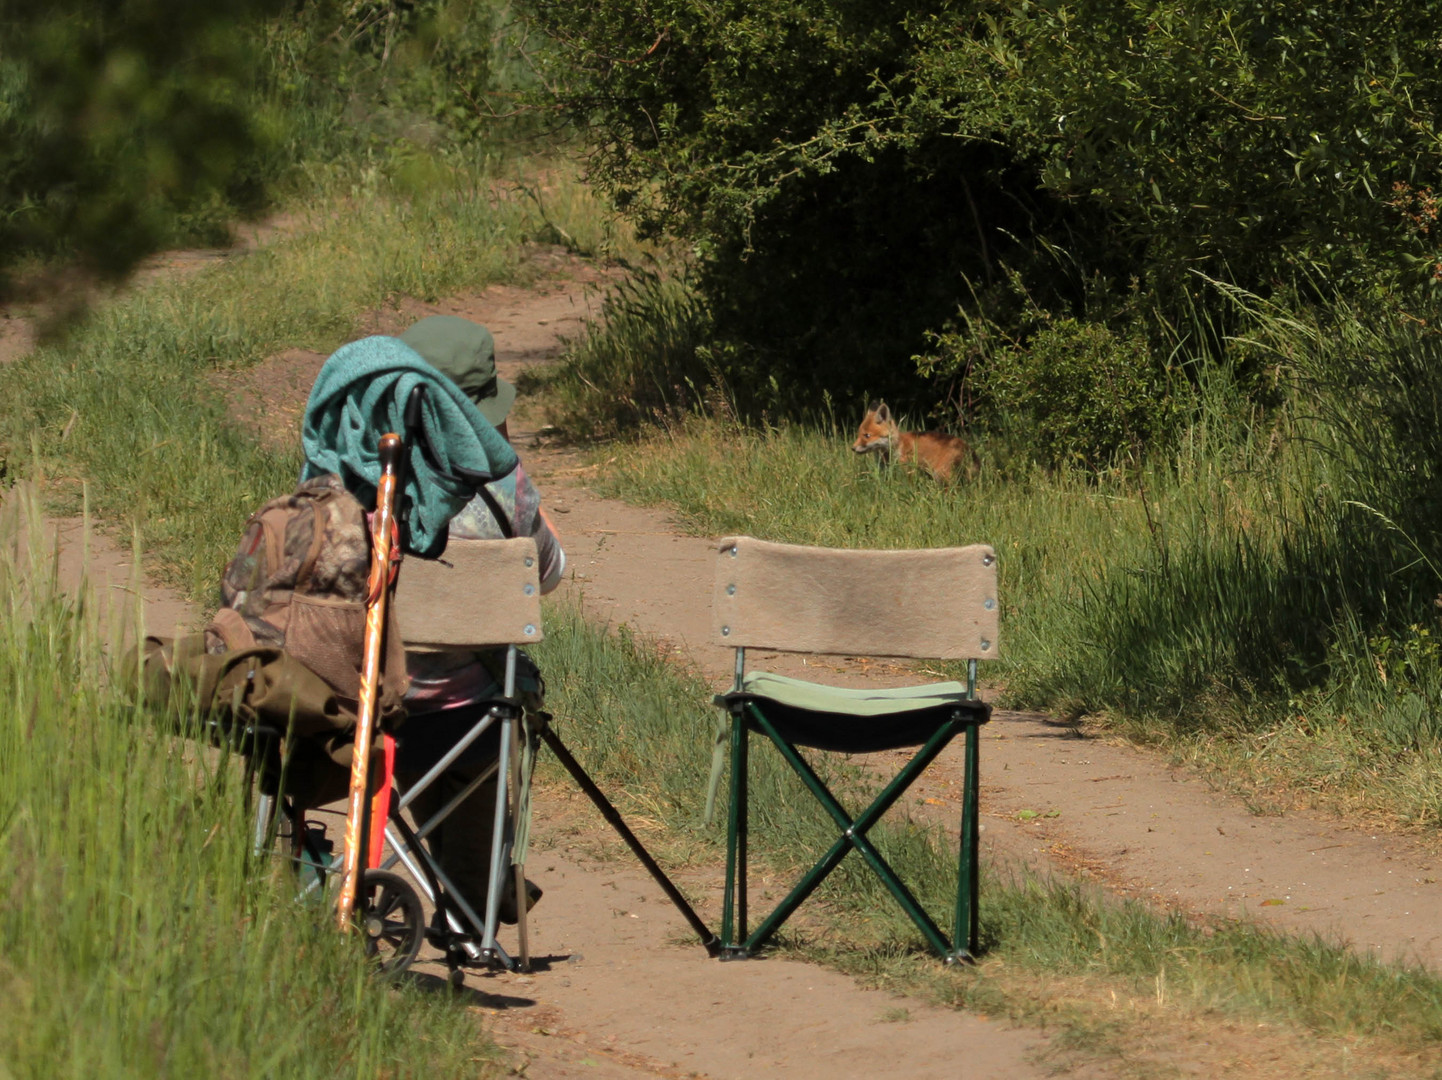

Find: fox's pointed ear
875;402;891;423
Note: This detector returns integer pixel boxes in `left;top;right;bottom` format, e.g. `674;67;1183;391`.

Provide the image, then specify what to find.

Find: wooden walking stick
336;433;404;931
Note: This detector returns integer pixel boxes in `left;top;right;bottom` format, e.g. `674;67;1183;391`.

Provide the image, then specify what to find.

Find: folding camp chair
380;534;545;982
248;541;726;978
388;535;722;976
711;536;996;963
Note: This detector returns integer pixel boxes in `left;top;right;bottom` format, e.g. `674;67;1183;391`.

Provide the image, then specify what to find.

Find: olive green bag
137;632;378;808
140;632;353;740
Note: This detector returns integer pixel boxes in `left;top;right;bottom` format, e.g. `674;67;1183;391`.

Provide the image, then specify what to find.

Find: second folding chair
710;536;997;963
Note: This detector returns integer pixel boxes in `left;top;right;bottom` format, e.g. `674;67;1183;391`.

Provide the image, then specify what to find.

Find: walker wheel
359;869;423;975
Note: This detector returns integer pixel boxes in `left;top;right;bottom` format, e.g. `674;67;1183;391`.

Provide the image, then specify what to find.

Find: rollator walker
240;527;547;983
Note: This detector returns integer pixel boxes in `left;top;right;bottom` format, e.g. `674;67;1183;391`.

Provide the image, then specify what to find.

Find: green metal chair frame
710;536;997;964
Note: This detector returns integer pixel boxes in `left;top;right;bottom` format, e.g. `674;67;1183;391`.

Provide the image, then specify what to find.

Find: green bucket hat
399;315;516;427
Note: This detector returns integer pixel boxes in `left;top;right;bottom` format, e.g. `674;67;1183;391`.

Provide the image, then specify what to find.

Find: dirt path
19;249;1442;1078
310;795;1052;1080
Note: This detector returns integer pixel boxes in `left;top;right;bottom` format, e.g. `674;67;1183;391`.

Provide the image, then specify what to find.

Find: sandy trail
15;250;1441;1079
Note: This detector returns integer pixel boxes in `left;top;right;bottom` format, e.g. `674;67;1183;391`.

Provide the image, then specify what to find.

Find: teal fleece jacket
301;335;517;555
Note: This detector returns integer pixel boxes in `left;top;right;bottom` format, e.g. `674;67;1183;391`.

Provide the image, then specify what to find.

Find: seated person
397;315;564;926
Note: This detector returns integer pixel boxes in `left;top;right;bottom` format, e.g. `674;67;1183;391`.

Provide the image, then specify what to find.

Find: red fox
852;401;979;483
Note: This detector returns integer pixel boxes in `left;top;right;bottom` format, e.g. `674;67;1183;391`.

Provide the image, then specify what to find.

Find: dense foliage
973;317;1192;469
0;0;547;293
528;0;1442;432
0;0;286;286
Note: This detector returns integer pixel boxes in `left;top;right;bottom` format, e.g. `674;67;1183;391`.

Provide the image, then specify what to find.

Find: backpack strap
295;496;333;589
209;607;259;652
255;509;287;580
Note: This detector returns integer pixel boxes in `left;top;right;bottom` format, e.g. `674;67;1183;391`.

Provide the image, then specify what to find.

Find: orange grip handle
377;432;402;471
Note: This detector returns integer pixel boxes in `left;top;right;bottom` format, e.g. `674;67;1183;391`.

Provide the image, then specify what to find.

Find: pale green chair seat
720;671;983;753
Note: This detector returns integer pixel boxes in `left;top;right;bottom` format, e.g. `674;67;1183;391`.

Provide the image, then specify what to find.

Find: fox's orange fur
852;402;979;483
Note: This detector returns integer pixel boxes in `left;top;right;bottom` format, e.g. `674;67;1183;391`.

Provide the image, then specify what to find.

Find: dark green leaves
0;0;287;288
524;0;1442;421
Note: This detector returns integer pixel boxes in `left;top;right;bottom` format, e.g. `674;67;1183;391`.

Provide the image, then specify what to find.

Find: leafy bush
976;319;1192;469
526;0;1442;429
265;0;554;153
0;0;286;287
0;0;557;291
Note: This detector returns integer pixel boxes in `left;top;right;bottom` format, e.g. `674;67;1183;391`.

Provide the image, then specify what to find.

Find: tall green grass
531;602;1442;1066
531;271;715;438
0;159;622;602
0;485;500;1078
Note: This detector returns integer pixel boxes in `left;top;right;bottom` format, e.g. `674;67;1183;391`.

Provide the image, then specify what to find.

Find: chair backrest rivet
721;625;731;636
524;556;534;568
980;638;991;651
523;583;535;596
726;583;736;595
729;546;738;557
982;554;994;566
984;597;995;610
524;624;536;636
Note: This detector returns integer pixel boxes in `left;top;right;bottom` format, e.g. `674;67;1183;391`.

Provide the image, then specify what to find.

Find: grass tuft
533;270;717;439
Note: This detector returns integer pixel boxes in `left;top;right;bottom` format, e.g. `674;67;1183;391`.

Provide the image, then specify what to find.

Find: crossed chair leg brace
378;696;533;976
719;685;987;965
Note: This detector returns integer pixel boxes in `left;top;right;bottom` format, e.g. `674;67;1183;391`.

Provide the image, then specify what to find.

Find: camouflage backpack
205;472;409;718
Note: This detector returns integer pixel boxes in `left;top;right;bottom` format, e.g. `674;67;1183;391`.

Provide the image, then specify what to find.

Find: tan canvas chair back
395;537;543;648
711;535;998;661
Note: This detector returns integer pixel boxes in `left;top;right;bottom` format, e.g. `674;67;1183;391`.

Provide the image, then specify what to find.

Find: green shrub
977;318;1193;470
526;0;1442;426
0;0;285;286
0;1;559;290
